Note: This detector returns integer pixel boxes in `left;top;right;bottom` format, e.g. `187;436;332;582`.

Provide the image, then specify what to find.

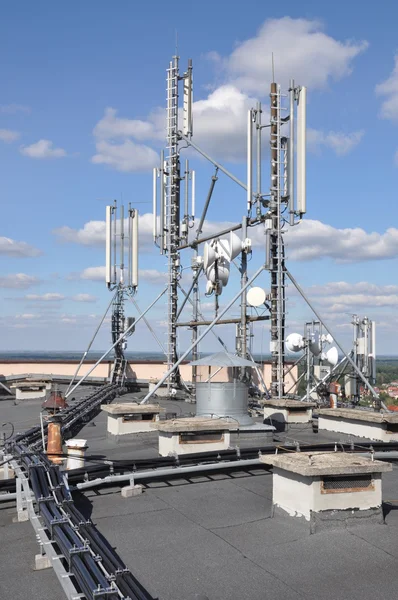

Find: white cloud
308;281;398;296
91;18;366;167
308;129;364;156
301;281;398;314
91;139;158;172
218;17;368;95
55;214;398;264
15;313;36;319
25;293;65;302
0;129;20;143
376;55;398;121
79;266;105;281
283;219;398;263
0;236;42;257
200;218;398;264
0;104;30;114
139;269;168;284
78;265;167;284
54;212;155;248
20;139;66;159
93;107;163;141
54;220;106;246
0;273;40;289
191;85;257;161
71;293;97;303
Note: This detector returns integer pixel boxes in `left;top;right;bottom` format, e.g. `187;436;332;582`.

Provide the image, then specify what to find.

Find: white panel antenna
129;208;139;288
297;86;306;215
191;170;195;219
152;167;158;242
105;205;112;288
183;59;193;137
247;109;253;213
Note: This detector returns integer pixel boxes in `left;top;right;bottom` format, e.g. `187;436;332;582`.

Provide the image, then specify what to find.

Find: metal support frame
65;287;167;398
269;82;286;399
285;268;389;411
140;265;264;403
165;56;182;390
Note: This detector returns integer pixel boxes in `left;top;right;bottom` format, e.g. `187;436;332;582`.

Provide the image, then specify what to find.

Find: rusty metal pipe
46;417;63;465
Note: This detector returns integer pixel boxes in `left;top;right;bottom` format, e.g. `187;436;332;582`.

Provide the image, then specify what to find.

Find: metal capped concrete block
153;417;234;456
260;451;392;531
318;408;398;442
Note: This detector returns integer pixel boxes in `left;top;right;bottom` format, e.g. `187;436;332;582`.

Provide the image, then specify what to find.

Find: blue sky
1;1;398;354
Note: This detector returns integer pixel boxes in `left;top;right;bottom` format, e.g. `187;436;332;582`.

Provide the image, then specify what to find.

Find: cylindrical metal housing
196;381;252;425
297;86;306;215
47;418;63;465
105;205;112;286
65;439;88;470
132;209;139;287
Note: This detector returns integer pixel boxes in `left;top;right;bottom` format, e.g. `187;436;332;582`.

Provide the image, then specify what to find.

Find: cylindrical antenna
183;58;193;137
120;204;124;284
153;167;158;242
191;170;195;219
132;209;139;288
113;201;117;284
297;86;306;215
371;320;376;382
105;205;112;287
288;79;295;225
247;109;253;213
159;150;165;255
184;159;189;218
128;204;132;286
256;102;262;218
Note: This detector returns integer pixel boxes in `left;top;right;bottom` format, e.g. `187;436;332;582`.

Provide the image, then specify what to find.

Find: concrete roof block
259;451;393;476
319;408;398;424
152;417;235;433
261;399;317;408
101;403;165;415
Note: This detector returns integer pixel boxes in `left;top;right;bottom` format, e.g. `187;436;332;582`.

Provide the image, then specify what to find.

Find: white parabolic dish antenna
322;346;338;367
247;287;266;307
286;333;304;353
203;243;216;270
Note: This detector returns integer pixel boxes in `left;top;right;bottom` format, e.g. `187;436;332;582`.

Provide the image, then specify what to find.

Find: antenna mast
105;201;139;386
165;55;181;389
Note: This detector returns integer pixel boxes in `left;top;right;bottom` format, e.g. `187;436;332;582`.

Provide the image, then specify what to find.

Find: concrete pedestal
101;403;165;436
262;399;316;428
260;451;392;532
152;417;233;456
12;382;47;400
318;408;398;442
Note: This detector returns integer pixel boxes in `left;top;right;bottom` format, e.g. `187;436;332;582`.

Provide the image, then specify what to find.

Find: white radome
286;333;305;353
247;287;266;307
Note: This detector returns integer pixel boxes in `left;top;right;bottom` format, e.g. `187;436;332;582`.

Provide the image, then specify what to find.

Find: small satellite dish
247;287;266;307
322;346;338;367
286;333;305;353
204;243;216;270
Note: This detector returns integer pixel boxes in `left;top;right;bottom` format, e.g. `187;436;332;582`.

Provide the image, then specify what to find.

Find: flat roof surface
2;387;398;600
